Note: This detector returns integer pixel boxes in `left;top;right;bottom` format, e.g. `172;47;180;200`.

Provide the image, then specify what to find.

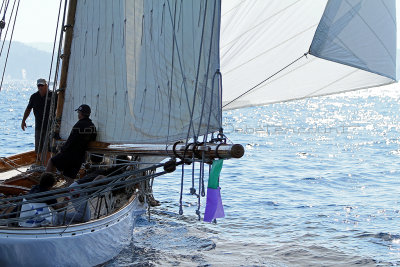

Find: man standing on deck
21;78;57;155
46;104;97;183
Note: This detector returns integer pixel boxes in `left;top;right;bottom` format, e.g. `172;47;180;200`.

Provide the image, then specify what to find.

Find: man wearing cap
46;104;97;183
21;78;57;154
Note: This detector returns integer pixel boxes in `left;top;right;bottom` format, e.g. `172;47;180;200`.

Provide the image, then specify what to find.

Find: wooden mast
54;0;77;138
50;0;245;163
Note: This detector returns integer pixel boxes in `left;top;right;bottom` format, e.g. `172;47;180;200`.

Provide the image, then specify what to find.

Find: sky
7;0;400;48
10;0;61;44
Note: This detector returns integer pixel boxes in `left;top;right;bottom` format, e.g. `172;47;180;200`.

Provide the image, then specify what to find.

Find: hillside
0;41;53;81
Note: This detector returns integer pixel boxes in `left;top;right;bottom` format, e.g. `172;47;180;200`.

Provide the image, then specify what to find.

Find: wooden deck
0;151;36;173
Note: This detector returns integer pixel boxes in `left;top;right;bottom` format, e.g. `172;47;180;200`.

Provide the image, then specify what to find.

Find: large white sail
60;0;221;144
310;0;397;81
221;0;398;110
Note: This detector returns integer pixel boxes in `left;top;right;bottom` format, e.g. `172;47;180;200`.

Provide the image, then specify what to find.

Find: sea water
1;82;400;266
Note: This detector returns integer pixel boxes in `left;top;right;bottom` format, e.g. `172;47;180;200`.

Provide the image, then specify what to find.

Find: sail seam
343;0;396;67
220;0;301;50
223;24;317;76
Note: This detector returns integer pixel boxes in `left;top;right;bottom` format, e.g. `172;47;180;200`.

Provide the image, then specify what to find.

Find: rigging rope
0;162;165;205
0;0;19;91
0;0;5;16
165;0;177;148
0;0;10;38
0;0;13;58
164;0;223;218
218;67;223;128
194;0;219;220
196;0;217;139
0;157;23;173
37;0;66;164
165;0;191;216
165;0;197;140
0;166;168;224
183;0;209;141
0;162;167;215
179;0;210;217
1;0;10;20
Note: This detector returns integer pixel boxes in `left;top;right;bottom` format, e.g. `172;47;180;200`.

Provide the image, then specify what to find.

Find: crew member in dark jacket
46;104;97;182
21;78;57;154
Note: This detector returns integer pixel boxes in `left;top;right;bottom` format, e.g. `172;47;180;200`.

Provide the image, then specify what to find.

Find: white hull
0;196;146;267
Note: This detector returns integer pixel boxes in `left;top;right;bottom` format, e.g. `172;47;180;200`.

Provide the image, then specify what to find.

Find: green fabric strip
208;159;223;189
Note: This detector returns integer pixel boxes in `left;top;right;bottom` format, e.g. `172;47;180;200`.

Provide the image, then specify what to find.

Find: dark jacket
27;91;57;130
62;117;97;164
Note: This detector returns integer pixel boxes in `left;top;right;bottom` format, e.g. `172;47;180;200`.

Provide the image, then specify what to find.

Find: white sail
221;0;397;110
310;0;397;81
60;0;221;144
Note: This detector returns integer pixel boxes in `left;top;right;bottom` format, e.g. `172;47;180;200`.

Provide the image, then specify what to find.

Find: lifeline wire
0;162;165;211
0;166;167;224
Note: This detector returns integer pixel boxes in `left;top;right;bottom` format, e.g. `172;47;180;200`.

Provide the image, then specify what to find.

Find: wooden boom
88;142;244;160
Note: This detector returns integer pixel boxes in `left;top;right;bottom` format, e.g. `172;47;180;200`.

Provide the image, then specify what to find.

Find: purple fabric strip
204;187;225;222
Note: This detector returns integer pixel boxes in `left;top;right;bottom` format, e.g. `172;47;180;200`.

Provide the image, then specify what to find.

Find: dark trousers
35;128;50;153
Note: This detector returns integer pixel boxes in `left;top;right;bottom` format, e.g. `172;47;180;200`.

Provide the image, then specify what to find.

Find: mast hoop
215;143;224;159
172;141;184;159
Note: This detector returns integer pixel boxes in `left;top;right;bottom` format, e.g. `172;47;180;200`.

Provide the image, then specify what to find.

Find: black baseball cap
75;104;91;116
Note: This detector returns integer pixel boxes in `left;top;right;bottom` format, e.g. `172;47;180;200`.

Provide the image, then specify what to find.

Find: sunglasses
37;84;45;88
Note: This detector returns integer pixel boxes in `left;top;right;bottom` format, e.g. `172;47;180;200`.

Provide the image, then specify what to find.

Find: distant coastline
0;41;52;81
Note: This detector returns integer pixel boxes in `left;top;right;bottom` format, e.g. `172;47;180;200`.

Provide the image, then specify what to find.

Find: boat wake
109;215;216;266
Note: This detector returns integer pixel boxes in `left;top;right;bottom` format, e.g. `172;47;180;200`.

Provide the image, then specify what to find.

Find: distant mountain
25;42;55;53
0;41;53;81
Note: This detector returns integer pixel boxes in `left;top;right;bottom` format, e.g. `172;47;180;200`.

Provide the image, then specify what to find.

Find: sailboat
0;0;242;266
0;0;397;266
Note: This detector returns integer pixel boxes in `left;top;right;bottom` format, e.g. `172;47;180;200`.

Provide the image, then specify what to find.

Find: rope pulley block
163;158;176;173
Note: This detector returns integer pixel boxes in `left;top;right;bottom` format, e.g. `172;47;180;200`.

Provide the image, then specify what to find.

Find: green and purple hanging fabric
204;159;225;222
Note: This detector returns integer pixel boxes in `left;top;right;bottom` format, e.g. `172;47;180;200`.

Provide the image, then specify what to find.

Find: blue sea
2;82;400;266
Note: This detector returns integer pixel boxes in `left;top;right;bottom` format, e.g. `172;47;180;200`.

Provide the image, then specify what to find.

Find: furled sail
60;0;221;144
221;0;398;110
